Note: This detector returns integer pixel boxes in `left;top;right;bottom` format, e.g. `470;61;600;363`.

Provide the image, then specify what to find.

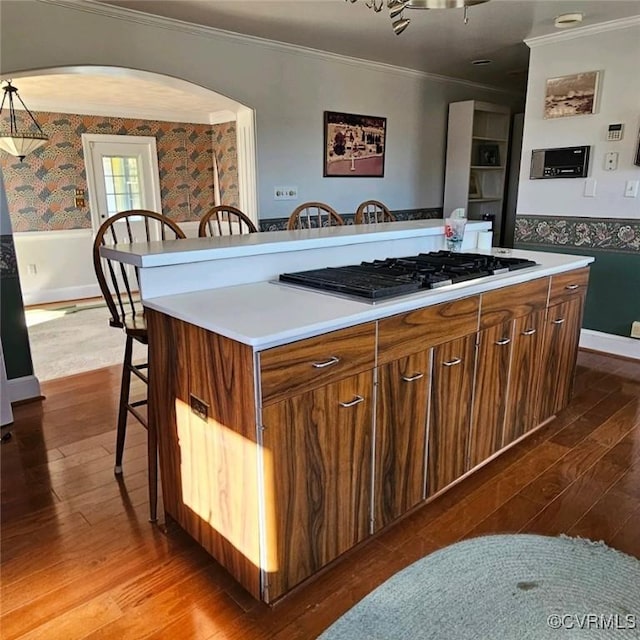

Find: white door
82;134;163;237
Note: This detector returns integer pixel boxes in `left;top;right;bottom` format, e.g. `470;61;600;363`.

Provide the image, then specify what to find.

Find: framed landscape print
324;111;386;177
544;71;600;119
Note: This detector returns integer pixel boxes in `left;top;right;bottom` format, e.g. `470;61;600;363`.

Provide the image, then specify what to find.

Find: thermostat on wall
607;123;624;141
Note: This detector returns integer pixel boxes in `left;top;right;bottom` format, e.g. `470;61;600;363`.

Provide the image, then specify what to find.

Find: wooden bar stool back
198;205;258;237
287;202;344;230
354;199;395;224
92;209;186;522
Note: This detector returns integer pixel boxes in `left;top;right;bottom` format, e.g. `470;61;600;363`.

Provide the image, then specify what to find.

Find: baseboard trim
22;284;102;306
579;329;640;360
7;375;42;403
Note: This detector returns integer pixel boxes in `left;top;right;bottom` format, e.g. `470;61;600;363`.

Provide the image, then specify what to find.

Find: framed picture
544;71;600;119
324;111;386;177
469;172;482;199
477;144;500;167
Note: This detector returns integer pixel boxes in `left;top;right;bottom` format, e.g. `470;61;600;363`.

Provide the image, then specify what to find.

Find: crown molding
39;0;521;97
525;15;640;48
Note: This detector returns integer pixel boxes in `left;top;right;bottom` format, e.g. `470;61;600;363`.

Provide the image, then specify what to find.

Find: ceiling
93;0;640;91
5;0;640;121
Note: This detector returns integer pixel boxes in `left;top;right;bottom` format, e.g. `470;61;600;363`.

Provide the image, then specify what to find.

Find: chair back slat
93;210;185;329
354;200;395;225
287;202;344;230
198;205;258;237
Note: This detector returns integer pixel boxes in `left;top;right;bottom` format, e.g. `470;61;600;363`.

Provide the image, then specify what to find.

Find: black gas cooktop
279;251;538;302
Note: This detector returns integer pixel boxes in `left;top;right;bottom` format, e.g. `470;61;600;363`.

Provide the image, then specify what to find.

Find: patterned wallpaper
0;112;239;232
515;215;640;253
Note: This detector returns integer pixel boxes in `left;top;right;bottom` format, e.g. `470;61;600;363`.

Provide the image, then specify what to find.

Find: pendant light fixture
0;81;48;162
347;0;489;34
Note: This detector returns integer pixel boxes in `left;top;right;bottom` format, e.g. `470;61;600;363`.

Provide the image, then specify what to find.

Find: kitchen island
102;220;593;604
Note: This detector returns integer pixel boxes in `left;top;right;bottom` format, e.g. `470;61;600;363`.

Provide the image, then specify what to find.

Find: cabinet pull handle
552;318;566;325
565;284;580;290
442;357;462;367
495;338;511;346
521;328;537;336
312;356;340;369
402;372;424;382
339;395;364;408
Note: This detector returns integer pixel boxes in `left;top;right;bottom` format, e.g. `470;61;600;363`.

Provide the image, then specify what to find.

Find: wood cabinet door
468;320;513;470
537;297;584;423
374;350;431;531
261;370;373;601
503;309;545;446
427;334;476;497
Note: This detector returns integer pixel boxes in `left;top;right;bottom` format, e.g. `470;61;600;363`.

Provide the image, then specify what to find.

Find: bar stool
92;209;186;522
354;200;395;224
287;202;344;230
198;205;258;236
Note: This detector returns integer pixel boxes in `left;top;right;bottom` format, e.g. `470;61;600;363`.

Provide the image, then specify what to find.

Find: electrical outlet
274;186;298;201
604;152;618;171
27;263;37;275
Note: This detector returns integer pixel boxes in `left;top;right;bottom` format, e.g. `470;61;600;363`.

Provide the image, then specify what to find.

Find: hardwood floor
1;350;639;639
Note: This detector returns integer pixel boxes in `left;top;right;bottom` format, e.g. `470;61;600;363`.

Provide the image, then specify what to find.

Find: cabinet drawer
260;323;376;405
479;277;549;330
377;296;479;365
549;268;590;305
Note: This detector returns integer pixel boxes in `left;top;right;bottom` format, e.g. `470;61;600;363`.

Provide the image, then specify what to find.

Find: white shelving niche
443;101;511;246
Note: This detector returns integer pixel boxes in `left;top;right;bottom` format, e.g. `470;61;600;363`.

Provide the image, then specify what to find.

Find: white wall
517;21;640;218
1;0;522;224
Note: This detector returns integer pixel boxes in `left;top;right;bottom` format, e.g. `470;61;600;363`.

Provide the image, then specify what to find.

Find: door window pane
101;155;142;215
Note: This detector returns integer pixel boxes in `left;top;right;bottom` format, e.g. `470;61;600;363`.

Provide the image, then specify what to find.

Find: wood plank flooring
1;350;639;639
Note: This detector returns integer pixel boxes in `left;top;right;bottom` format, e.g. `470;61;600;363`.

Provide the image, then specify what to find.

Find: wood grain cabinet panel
503;310;545;446
260;323;375;405
374;350;431;531
537;297;584;423
262;371;373;601
427;334;476;496
549;268;590;305
479;277;549;330
378;296;479;364
468;320;513;469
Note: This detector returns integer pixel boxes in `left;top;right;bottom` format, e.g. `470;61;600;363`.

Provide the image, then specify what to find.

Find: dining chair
354;199;396;224
92;209;186;522
287;202;344;230
198;205;258;237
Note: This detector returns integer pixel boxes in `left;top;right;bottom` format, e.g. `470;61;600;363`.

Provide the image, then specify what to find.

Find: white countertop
143;248;594;351
101;219;489;267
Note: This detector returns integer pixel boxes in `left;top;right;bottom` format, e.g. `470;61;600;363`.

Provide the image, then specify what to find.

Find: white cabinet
443;101;510;246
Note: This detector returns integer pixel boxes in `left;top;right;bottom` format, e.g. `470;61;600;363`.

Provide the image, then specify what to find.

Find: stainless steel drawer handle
522;328;537;336
495;338;511;346
312;356;340;369
402;372;424;382
442;358;462;367
552;318;566;325
339;395;364;408
565;284;580;290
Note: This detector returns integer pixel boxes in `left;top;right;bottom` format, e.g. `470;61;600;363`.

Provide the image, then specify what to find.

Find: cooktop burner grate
278;251;538;302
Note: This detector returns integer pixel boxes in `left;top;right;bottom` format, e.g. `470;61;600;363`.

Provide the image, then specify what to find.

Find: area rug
319;534;640;639
27;305;146;381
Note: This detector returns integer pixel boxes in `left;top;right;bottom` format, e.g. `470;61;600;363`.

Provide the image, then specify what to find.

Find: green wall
515;243;640;338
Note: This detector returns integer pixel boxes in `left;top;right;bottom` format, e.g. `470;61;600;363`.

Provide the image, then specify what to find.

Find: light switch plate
274;186;298;201
624;180;639;198
584;179;597;197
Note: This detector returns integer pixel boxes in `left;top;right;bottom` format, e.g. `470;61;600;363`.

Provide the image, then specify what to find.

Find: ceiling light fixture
347;0;490;34
554;12;583;28
0;80;48;162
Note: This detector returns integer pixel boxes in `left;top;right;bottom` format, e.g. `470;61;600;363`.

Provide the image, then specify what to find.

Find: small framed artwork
324;111;386;177
544;71;600;119
469;172;482;199
478;144;500;167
